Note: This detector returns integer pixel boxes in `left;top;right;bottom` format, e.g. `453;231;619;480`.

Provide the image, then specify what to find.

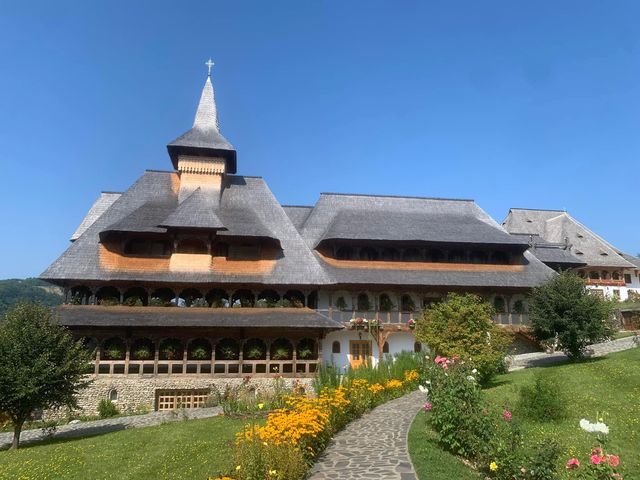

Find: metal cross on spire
205;58;214;77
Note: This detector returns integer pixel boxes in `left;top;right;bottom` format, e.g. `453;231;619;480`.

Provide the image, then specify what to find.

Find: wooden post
211;341;216;377
153;340;159;376
124;340;130;377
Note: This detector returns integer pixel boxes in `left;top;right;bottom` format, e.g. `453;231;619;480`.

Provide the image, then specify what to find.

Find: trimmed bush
97;399;119;418
517;371;567;422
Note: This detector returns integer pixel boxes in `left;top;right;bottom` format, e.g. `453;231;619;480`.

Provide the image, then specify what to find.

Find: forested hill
0;278;64;317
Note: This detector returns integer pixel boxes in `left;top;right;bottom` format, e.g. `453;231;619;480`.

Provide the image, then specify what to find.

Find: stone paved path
0;406;221;450
508;335;638;370
309;390;424;480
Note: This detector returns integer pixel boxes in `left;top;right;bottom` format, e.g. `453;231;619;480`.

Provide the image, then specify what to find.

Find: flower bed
210;353;423;480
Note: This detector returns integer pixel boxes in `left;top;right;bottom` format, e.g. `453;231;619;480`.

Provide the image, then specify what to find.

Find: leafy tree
415;293;512;384
528;271;614;359
0;303;91;449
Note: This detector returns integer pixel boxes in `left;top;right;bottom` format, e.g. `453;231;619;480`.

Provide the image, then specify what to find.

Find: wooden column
153;340;159;376
124;340;130;377
211;341;216;377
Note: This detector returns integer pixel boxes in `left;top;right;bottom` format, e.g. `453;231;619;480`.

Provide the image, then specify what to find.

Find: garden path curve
308;390;423;480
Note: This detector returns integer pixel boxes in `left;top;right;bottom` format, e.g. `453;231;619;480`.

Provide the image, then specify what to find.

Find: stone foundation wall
70;376;314;417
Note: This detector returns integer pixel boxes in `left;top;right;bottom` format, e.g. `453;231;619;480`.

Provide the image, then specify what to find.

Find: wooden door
349;340;371;368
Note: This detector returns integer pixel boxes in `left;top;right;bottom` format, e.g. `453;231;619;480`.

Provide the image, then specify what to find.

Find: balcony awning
56;305;344;330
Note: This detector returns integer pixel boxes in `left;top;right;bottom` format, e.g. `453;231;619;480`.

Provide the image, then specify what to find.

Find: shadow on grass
1;424;128;451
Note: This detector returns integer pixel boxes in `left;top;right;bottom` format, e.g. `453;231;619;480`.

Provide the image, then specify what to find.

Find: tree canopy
0;278;63;317
529;271;614;359
0;302;91;448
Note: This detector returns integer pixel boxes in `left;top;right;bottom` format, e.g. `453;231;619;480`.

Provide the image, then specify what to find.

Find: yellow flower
258;403;265;410
263;441;268;446
236;465;242;471
269;470;277;475
490;461;498;471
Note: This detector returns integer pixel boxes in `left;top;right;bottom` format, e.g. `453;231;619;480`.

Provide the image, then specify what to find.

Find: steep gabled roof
503;209;634;268
71;192;121;241
510;233;586;267
159;188;225;230
283;206;313;232
167;76;237;173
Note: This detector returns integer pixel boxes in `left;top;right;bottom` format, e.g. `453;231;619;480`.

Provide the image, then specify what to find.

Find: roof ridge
282;204;313;209
101;191;123;195
510;207;565;212
320;192;474;202
145;169;176;174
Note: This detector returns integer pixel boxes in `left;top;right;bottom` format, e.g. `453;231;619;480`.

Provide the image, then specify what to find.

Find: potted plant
160;339;182;360
217;340;239;360
336;297;348;311
297;339;315;360
132;344;153;360
408;318;416;330
244;340;266;360
102;340;125;360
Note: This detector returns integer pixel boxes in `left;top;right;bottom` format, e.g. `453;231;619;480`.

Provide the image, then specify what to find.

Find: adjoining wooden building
42;67;557;413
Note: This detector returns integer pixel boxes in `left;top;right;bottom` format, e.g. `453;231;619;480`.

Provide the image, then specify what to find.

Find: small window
109;389;118;403
413;342;422;353
228;244;260;259
612;289;620;298
493;297;506;313
176;238;208;254
382;342;389;354
332;341;341;354
624;274;632;284
612;272;620;281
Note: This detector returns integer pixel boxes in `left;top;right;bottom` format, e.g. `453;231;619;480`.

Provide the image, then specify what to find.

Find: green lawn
408;412;480;479
410;348;640;478
0;415;249;480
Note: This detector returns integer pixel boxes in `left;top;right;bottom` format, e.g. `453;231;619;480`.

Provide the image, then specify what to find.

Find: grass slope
0;415;248;480
409;348;640;479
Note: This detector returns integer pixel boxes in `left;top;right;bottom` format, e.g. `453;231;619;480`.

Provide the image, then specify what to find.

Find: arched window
401;294;415;312
123;287;148;306
601;271;610;280
359;247;378;261
493;297;506;313
232;289;255;308
284;290;305;308
215;338;239;360
297;338;317;360
70;285;92;305
243;338;267;360
150;288;175;306
382;342;389;354
270;338;293;360
176;238;208;254
96;286;120;306
332;341;341;354
492;252;509;265
357;293;371;311
470;251;488;264
589;271;600;280
414;342;422;353
612;271;621;281
379;293;394;312
257;290;280;307
336;246;354;260
102;337;126;360
130;338;155;360
513;300;526;314
402;248;422;262
188;338;212;360
206;289;229;308
179;288;205;307
159;338;183;361
109;389;118;402
449;250;466;263
426;250;445;263
306;291;318;310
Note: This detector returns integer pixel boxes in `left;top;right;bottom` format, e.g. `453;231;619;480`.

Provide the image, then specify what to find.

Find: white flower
419;385;429;394
472;368;478;374
466;375;476;382
425;380;431;385
579;419;609;434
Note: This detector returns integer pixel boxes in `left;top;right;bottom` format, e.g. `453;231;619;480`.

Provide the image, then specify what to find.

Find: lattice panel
156;389;210;411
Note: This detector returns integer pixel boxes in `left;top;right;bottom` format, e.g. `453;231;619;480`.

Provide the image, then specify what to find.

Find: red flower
565;458;580;469
608;454;620;467
590;454;605;465
502;410;513;422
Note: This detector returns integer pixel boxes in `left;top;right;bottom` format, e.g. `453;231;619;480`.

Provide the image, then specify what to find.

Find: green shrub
97;399;119;418
529;271;614;359
517;371;567;422
313;364;342;393
234;431;308;480
416;293;513;384
425;357;491;457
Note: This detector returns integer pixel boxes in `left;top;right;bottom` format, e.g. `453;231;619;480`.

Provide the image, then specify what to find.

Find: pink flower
565;458;580;469
608;454;620;467
502;410;512;422
452;355;460;362
423;402;433;412
434;356;447;365
591;447;603;456
590;454;605;465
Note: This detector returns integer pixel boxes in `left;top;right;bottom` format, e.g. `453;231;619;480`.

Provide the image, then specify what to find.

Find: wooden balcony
586;278;625;287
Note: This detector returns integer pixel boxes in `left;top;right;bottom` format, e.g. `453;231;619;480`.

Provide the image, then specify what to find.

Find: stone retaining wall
48;376;314;419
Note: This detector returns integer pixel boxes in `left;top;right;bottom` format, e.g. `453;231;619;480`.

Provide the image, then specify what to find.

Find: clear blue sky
1;1;639;278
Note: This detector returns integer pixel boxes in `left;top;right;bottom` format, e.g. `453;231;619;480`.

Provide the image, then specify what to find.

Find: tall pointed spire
167;60;236;173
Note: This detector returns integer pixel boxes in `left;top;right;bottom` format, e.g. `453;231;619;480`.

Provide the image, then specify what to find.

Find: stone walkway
0;406;221;450
309;390;424;480
508;335;638;370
